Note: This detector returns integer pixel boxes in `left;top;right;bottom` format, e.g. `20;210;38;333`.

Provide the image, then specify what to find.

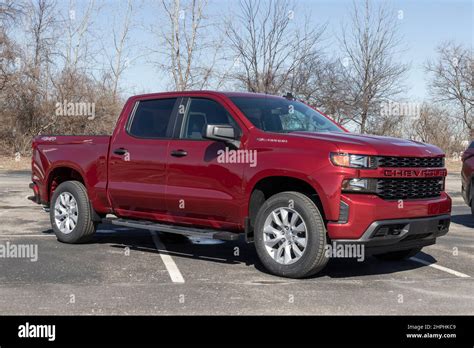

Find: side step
103;218;241;241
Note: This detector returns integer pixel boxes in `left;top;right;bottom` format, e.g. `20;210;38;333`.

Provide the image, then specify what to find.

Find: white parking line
410;257;471;278
0;234;55;238
149;230;185;283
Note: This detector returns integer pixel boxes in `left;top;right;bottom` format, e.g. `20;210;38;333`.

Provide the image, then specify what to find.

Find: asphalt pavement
0;171;472;315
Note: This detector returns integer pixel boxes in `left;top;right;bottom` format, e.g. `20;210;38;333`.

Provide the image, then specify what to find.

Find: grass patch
0;156;31;171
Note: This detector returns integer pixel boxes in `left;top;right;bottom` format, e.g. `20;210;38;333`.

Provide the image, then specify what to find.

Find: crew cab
29;91;452;278
461;140;474;215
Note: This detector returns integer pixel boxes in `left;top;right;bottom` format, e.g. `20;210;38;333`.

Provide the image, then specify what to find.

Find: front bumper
333;214;450;255
327;192;452;240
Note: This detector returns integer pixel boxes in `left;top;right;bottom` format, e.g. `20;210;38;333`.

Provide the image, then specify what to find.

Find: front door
165;97;248;229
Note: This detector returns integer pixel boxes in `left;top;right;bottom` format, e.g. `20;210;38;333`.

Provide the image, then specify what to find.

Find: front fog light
343;178;368;191
342;178;377;193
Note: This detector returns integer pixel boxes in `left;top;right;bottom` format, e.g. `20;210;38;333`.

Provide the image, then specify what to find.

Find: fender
46;161;89;200
243;169;330;224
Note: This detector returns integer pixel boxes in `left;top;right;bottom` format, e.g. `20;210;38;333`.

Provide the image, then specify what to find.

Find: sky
67;0;473;101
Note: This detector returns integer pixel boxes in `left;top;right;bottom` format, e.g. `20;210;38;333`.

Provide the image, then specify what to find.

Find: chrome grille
377;156;444;168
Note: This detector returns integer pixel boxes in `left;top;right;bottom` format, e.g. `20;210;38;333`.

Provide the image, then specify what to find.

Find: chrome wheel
54;192;78;234
263;207;307;265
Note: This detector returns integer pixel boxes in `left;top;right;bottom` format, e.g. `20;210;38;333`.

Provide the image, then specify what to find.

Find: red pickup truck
29;91;452;278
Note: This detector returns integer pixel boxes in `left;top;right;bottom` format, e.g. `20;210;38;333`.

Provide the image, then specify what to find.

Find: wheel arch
246;173;328;230
46;163;87;203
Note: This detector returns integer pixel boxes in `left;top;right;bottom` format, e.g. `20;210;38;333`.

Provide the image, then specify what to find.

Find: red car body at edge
461;140;474;215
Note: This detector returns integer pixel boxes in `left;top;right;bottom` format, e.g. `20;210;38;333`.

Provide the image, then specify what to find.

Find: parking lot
0;170;472;315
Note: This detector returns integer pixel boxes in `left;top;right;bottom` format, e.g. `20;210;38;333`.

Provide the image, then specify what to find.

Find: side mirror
203;124;240;147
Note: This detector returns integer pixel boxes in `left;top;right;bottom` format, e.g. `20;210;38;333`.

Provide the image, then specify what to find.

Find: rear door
165;97;247;229
108;97;181;219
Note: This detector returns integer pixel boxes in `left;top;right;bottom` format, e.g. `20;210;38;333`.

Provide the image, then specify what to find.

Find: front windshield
230;96;344;133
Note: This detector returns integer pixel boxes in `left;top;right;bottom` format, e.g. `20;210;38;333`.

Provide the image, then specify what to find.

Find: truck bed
31;135;112;213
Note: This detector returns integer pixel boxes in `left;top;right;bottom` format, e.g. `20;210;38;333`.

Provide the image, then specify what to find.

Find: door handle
171;149;188;157
113;148;128;155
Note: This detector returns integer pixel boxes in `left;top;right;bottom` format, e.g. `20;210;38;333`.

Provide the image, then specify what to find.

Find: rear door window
128;98;177;138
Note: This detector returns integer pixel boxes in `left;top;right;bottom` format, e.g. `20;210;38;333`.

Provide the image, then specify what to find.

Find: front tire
50;181;97;243
254;191;328;278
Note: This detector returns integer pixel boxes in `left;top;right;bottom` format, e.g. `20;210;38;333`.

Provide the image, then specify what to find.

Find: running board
103;218;241;241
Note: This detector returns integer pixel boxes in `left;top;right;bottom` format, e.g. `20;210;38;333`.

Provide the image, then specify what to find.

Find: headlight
330;153;376;169
342;178;377;193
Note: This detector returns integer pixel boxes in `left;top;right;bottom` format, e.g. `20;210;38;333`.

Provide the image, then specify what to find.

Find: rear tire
254;191;328;279
374;247;422;261
50;181;97;243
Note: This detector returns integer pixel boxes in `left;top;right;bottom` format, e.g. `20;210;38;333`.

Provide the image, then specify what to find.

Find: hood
288;131;444;157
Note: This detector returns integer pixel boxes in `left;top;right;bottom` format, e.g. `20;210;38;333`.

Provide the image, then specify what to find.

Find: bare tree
0;1;20;92
25;0;57;83
287;57;354;126
0;0;19;22
0;32;17;91
14;0;58;148
0;1;20;153
51;1;117;136
225;0;325;94
60;0;96;72
0;0;136;156
107;0;134;100
408;104;465;156
339;0;408;133
426;41;473;136
151;0;221;91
